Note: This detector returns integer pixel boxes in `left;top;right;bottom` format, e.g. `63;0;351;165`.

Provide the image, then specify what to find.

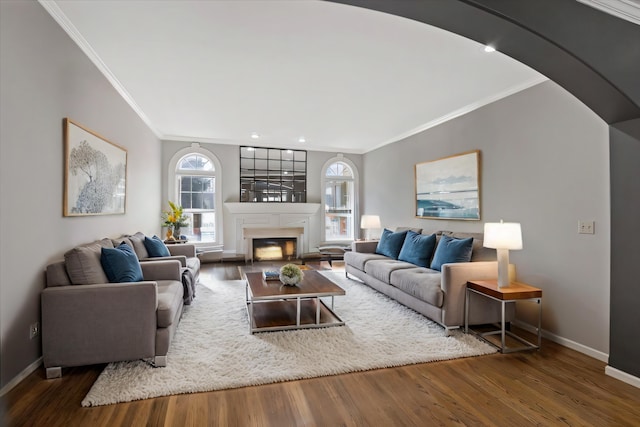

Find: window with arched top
322;157;358;241
168;145;222;245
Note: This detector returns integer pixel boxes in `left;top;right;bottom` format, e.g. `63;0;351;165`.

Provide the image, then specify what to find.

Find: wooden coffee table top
246;270;345;300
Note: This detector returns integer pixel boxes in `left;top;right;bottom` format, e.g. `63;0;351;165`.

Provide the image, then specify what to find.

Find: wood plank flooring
3;262;639;426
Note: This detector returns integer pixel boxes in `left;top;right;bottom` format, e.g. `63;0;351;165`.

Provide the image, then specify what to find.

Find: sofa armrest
167;244;196;258
440;262;516;327
351;240;378;253
140;259;182;281
141;255;187;267
41;282;158;368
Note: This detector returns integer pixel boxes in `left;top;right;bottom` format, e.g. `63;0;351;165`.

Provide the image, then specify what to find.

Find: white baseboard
0;357;42;397
512;320;609;362
605;366;640;389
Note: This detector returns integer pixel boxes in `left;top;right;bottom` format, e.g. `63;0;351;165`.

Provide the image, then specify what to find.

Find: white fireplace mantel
224;202;321;215
224;202;321;258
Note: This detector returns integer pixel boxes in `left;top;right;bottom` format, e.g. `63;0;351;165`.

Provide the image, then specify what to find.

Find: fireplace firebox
252;238;297;261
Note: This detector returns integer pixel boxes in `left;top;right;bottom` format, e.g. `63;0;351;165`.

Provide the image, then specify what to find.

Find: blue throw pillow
144;235;170;257
375;229;408;259
100;243;144;283
430;235;474;271
398;232;437;267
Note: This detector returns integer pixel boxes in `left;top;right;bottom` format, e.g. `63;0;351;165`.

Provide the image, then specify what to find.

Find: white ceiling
42;0;547;154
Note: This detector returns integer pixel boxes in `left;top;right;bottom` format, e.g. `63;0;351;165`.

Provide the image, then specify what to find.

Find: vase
166;228;173;240
173;227;181;240
279;274;300;286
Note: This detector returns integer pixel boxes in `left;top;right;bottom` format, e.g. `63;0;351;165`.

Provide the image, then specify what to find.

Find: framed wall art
415;150;480;220
64;118;127;216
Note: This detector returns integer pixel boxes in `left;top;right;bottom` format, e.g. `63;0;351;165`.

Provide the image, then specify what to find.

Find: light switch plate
578;220;595;234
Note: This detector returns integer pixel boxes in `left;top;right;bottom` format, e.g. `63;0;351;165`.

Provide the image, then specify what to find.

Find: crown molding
577;0;640;25
38;1;163;139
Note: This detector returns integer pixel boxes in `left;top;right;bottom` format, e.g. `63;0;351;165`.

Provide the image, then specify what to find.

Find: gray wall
0;2;162;389
363;80;611;355
161;140;364;253
609;119;640;378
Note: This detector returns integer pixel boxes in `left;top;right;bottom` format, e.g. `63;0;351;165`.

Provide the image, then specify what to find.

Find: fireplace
252;237;297;261
242;226;305;263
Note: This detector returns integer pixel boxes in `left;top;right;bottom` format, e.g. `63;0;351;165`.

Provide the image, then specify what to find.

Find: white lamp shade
483;222;523;250
360;215;381;229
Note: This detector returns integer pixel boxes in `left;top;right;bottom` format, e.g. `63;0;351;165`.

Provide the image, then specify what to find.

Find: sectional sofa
345;228;514;335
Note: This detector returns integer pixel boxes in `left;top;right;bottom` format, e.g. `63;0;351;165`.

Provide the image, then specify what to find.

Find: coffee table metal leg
501;301;506;352
316;297;321;324
296;297;301;327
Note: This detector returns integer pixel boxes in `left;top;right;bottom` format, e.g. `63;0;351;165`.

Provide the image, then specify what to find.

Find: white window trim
321;154;359;242
168;143;223;246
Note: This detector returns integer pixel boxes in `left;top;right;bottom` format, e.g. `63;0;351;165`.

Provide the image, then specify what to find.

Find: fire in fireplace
252;238;297;261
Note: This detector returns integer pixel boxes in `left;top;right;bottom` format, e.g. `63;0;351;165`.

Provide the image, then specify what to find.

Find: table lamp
483;220;523;288
360;215;381;240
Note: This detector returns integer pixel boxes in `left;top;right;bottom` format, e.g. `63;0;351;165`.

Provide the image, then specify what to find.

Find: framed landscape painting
64;118;127;216
415;150;480;220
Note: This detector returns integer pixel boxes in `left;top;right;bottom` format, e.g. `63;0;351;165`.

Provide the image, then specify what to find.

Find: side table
465;280;542;353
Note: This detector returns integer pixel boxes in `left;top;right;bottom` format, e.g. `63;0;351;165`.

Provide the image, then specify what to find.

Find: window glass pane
255;148;268;159
203;193;215;209
268;159;280;170
192;177;204;192
294;151;306;162
181;193;191;209
181;177;191;191
192;193;203;209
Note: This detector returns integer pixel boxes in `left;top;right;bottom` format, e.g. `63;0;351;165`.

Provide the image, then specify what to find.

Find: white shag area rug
82;272;496;407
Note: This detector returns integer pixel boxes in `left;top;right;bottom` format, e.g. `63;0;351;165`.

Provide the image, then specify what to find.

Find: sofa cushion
447;231;496;262
156;281;184;328
144;235;171;257
344;251;387;271
398;232;436;268
390;268;444;307
64;238;114;285
430;235;473;271
364;259;416;283
375;229;408;259
127;232;150;260
100;243;144;283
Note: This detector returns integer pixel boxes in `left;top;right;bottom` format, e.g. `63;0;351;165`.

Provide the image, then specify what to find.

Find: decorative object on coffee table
279;263;304;285
162;200;189;239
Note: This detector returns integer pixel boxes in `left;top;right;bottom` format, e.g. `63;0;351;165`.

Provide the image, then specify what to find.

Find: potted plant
279;264;304;286
162;201;189;240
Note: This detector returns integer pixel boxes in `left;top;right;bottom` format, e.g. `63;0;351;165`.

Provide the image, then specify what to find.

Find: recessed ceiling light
484;45;496;53
286;149;293;153
247;147;255;151
298;136;306;143
250;132;260;139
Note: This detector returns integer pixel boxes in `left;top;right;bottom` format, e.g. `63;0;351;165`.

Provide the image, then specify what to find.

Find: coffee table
245;270;346;334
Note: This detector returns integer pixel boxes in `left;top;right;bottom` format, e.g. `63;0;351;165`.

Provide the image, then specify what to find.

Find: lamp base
496;248;510;288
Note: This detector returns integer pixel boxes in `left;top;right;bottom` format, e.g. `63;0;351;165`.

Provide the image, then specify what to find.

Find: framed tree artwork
63;118;127;216
415;150;480;220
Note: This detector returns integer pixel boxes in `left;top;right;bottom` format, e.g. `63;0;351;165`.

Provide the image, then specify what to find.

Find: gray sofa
41;234;200;378
345;229;514;335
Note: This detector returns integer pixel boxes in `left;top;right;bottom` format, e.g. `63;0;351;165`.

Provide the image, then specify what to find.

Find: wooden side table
465;280;542;353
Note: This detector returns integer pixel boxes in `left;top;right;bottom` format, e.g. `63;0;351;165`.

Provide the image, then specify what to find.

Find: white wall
0;2;162;389
363;81;610;355
161;141;364;254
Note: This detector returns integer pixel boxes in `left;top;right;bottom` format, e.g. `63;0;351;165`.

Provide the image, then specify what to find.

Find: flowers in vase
162;201;189;238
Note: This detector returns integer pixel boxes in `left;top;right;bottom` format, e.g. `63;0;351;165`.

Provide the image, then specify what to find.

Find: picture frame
415;150;480;220
64;118;127;216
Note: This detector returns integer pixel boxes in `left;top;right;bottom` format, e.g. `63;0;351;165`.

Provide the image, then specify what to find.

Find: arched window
168;145;222;245
322;156;358;242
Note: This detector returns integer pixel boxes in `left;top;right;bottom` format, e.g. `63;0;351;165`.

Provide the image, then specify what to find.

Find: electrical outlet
578;220;595;234
29;322;40;339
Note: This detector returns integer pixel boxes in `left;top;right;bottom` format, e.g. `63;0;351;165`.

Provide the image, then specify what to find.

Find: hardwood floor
3;262;639;427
